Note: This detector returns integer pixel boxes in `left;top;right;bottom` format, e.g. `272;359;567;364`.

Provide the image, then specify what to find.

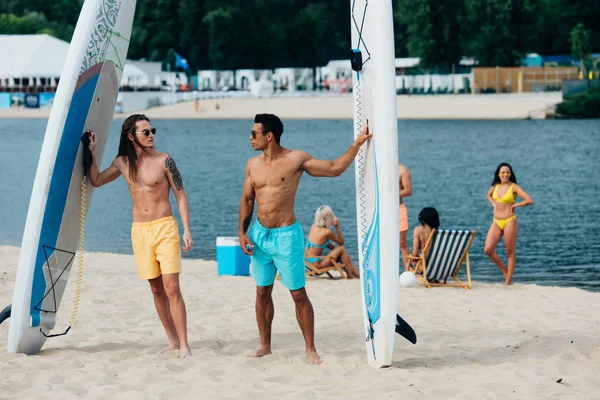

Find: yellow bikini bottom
493;215;516;230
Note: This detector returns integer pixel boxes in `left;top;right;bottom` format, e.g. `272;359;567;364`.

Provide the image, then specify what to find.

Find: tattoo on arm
165;155;184;190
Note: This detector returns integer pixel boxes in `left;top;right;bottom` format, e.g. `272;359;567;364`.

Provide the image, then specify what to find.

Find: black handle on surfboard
395;314;417;344
0;304;11;325
80;132;93;176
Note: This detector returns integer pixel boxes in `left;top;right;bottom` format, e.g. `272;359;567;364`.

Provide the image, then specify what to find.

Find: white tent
127;60;162;89
0;34;157;89
0;34;68;86
121;63;149;88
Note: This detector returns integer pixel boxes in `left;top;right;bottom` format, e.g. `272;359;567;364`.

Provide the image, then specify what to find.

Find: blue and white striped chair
405;229;476;289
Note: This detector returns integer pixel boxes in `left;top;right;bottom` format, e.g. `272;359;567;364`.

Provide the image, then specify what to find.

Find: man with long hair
238;113;372;365
87;114;193;359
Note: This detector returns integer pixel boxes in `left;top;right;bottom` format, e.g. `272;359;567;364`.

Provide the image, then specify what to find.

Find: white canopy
0;34;68;78
0;34;156;88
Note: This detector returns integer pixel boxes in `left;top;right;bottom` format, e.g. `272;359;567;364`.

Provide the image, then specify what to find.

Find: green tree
393;0;410;57
129;0;181;62
2;0;599;72
202;7;241;71
178;0;218;69
396;0;463;71
462;0;524;66
570;23;592;81
0;12;47;34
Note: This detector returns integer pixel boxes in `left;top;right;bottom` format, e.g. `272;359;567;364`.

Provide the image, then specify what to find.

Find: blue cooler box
216;237;250;276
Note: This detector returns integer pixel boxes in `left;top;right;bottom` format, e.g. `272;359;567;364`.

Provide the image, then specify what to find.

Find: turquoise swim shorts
249;219;305;291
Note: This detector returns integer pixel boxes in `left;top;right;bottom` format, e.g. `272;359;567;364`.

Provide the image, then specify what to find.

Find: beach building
197;68;315;93
197;70;235;91
0;34;166;93
0;34;65;93
317;60;353;92
121;60;162;91
0;34;190;109
318;57;471;94
272;68;315;92
235;69;275;96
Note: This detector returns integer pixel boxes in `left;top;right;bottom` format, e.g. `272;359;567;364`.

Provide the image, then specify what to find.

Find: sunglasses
251;131;269;139
135;128;156;136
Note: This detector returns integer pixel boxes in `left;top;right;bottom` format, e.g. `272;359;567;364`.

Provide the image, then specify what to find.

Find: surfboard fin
395;314;417;344
0;304;11;325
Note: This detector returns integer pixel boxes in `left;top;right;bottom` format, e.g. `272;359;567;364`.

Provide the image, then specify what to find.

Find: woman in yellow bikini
484;163;533;285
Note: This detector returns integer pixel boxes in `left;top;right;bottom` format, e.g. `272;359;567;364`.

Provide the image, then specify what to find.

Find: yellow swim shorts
131;216;182;280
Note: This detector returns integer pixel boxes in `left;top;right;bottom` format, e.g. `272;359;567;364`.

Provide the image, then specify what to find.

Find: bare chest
251;162;301;190
123;160;167;189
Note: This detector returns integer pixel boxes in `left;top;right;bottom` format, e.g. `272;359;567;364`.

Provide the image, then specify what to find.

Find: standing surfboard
350;0;416;368
7;0;136;354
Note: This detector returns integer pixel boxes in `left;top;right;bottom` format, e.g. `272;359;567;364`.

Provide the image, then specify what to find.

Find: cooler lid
216;236;240;247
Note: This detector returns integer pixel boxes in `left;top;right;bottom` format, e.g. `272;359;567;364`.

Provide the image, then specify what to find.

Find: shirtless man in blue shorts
238;114;371;365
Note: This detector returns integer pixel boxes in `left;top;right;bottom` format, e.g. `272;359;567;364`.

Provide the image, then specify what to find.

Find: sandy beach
0;92;562;120
1;245;598;399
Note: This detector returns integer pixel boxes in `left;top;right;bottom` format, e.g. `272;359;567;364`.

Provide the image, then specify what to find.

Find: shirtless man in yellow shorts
398;163;412;267
87;114;193;359
238;113;372;365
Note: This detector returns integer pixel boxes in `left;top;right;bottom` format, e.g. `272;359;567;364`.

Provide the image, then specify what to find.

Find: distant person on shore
484;162;533;285
238;113;372;365
398;163;412;267
194;99;199;112
87;114;193;359
409;207;440;272
305;206;360;279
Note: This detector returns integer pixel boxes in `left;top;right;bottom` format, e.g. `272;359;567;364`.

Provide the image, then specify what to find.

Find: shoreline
0;92;563;120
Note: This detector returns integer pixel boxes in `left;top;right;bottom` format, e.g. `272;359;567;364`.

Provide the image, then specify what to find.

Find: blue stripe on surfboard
30;73;99;327
362;150;380;326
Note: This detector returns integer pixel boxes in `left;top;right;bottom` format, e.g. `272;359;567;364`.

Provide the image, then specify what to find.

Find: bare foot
179;347;192;359
157;343;179;354
249;346;272;358
306;349;322;365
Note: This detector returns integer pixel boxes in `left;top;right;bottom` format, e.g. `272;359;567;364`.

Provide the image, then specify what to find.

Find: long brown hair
491;162;518;186
118;114;150;182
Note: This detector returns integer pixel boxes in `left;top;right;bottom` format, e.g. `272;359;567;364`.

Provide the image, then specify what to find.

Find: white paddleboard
350;0;416;368
7;0;136;354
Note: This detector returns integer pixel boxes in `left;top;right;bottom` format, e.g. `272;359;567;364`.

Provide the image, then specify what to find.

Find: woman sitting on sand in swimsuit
305;206;360;279
484;162;533;285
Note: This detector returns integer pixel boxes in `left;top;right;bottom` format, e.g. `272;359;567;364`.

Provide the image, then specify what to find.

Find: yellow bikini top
493;183;516;203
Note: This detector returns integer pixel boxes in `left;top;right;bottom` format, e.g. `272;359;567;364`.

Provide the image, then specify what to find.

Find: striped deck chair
304;256;348;279
276;256;347;281
405;229;476;289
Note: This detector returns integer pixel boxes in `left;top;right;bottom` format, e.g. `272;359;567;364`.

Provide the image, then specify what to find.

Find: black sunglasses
135;128;156;136
251;130;269;139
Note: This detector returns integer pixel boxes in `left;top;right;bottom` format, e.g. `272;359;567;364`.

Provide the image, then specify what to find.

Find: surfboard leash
69;174;87;327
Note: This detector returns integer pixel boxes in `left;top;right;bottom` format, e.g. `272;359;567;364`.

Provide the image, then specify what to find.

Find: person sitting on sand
408;207;440;273
305;206;360;279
